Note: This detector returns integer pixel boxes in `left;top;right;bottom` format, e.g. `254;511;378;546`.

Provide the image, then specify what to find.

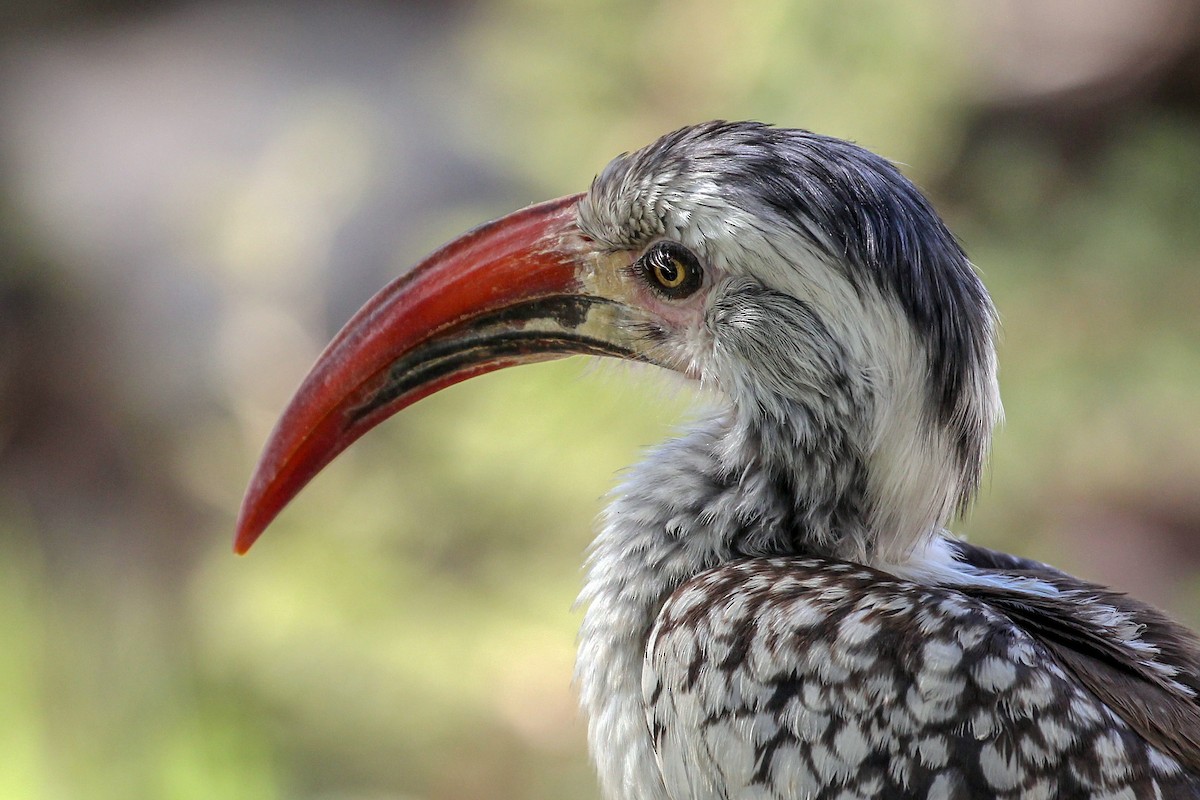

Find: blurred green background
1;1;1199;798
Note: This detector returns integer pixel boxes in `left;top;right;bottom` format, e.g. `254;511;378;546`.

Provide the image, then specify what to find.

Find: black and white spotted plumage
570;123;1200;800
237;120;1200;799
648;558;1200;799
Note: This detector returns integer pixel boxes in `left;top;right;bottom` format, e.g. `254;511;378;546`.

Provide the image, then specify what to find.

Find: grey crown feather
572;122;1200;800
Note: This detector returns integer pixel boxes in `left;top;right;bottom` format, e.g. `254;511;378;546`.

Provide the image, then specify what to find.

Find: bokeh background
2;1;1199;798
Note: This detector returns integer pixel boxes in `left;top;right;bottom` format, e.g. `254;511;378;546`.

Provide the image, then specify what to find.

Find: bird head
235;121;1000;565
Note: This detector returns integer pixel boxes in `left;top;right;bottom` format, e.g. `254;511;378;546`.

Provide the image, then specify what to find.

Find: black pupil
643;241;701;298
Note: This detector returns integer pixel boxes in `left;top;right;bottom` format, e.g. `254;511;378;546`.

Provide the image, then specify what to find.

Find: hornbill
236;121;1200;799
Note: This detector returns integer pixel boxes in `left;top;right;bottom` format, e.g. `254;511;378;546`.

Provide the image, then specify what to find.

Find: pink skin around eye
620;252;726;380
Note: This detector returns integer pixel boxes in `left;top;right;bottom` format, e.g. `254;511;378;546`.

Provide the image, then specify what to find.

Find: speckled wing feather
644;557;1200;799
953;540;1200;769
965;589;1200;768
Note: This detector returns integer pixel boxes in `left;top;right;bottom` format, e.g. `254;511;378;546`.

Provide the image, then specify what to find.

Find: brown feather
957;543;1200;772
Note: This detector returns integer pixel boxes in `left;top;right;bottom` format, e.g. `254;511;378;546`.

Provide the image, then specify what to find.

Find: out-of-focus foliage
1;2;1198;799
460;0;965;189
961;118;1200;566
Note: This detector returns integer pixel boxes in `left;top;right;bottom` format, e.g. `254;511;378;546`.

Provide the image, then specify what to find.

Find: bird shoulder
643;554;1200;798
953;541;1200;773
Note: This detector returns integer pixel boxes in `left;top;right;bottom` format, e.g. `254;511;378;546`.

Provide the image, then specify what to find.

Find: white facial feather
570;122;1196;800
582;165;998;563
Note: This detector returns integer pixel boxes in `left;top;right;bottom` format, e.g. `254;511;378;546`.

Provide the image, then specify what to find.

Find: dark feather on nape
961;574;1200;771
715;123;992;425
589;122;994;457
951;540;1070;579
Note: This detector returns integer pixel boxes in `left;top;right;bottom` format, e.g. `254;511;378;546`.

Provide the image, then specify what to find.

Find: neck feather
575;404;938;800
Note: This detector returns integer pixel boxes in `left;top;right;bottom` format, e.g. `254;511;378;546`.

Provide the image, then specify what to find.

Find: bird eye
641;241;703;299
